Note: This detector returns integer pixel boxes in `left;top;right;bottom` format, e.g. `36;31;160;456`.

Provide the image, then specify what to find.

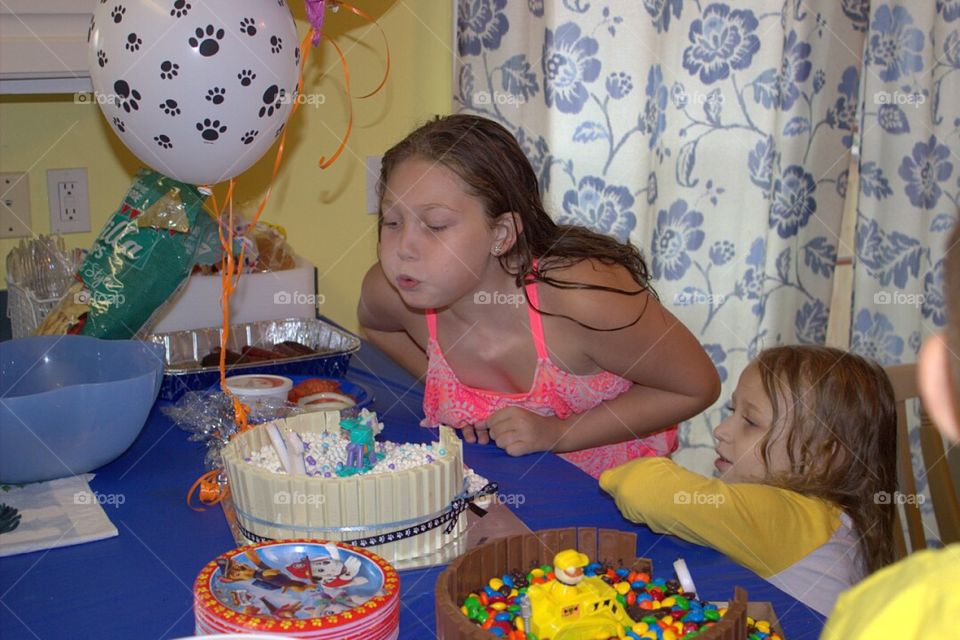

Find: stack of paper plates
193;540;399;639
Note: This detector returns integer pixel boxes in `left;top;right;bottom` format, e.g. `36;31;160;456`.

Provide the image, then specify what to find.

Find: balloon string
186;28;318;508
315;2;391;167
337;2;391;99
318;37;352;169
186;179;250;509
186;28;316;508
186;8;391;507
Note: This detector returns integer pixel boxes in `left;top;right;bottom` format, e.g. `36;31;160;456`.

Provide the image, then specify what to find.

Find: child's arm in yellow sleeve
599;457;841;577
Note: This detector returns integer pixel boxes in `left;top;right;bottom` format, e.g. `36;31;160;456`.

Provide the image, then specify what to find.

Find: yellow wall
0;0;452;333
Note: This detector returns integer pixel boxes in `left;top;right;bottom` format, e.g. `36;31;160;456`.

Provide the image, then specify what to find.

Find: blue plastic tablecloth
0;339;827;638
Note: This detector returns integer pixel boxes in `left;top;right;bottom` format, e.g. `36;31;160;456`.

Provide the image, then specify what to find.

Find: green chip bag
35;169;219;339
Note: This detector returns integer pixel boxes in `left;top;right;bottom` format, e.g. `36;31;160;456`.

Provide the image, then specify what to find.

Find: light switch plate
0;172;32;238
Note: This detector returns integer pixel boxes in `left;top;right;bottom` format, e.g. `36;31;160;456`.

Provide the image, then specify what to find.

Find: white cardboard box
146;257;317;333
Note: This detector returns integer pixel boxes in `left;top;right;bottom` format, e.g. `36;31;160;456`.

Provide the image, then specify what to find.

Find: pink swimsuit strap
425;277;548;361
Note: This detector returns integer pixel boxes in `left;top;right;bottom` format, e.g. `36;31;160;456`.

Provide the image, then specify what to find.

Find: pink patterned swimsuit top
422;276;677;478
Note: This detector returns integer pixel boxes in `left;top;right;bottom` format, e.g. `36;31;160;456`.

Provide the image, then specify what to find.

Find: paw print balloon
88;0;299;185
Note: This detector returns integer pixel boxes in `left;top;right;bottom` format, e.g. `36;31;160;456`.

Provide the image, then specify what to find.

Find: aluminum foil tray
143;317;361;401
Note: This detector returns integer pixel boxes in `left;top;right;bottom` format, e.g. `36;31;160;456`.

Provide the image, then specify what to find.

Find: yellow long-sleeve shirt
600;457;861;616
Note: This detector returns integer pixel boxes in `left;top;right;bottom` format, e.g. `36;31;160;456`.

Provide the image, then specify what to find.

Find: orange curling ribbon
314;2;391;168
336;2;391;100
318;38;353;169
188;469;230;511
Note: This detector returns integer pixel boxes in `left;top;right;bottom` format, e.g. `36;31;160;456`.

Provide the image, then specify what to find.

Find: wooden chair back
885;364;960;557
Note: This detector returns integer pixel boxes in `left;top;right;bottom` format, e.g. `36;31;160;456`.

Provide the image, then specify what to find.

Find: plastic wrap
163;376;370;471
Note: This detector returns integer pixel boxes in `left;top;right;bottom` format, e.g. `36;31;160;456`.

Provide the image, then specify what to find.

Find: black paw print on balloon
269;35;283;54
112;117;126;133
295;46;301;67
125;32;142;52
240;18;257;36
114;80;141;112
170;0;191;18
154;134;173;149
237;69;256;87
160;99;180;116
160;60;180;80
189;25;224;57
111;6;125;23
196;118;227;142
205;87;226;105
97;50;108;67
258;84;284;118
241;130;259;145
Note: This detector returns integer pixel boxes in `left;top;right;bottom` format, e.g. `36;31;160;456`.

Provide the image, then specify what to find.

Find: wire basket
5;236;84;339
5;279;67;339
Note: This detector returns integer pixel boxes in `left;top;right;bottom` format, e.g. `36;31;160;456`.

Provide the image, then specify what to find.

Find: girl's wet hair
377;114;656;331
754;345;897;575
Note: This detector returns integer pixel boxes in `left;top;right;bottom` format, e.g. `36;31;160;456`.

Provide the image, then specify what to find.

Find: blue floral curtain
455;0;866;475
851;1;960;544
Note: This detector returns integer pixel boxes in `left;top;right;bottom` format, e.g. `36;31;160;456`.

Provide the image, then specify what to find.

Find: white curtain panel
454;0;866;475
852;1;960;545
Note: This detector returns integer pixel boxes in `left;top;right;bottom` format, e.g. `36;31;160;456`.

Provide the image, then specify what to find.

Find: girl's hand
461;423;491;445
422;417;493;444
477;407;560;456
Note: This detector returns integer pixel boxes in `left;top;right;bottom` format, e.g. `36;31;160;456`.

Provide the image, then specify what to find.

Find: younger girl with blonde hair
602;345;897;615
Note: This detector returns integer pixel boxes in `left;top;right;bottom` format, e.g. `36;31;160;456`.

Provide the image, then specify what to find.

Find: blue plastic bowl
0;335;165;484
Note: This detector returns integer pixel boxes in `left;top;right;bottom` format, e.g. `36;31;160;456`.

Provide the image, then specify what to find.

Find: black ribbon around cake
235;482;499;546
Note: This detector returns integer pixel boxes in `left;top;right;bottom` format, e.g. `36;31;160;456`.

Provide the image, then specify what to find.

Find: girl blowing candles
358;114;720;477
601;345;897;615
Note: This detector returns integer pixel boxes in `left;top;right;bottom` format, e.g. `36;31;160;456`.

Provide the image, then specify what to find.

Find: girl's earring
493;242;503;256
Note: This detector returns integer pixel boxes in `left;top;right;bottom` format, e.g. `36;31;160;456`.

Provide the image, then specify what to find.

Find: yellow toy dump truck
525;550;635;639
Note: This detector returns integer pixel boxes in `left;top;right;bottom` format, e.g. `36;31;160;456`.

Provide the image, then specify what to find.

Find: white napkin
0;474;119;557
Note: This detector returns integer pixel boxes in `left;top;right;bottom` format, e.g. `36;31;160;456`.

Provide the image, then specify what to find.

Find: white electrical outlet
47;168;91;234
0;172;32;238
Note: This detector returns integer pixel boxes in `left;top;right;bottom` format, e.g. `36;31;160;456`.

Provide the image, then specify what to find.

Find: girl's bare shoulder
538;258;657;332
